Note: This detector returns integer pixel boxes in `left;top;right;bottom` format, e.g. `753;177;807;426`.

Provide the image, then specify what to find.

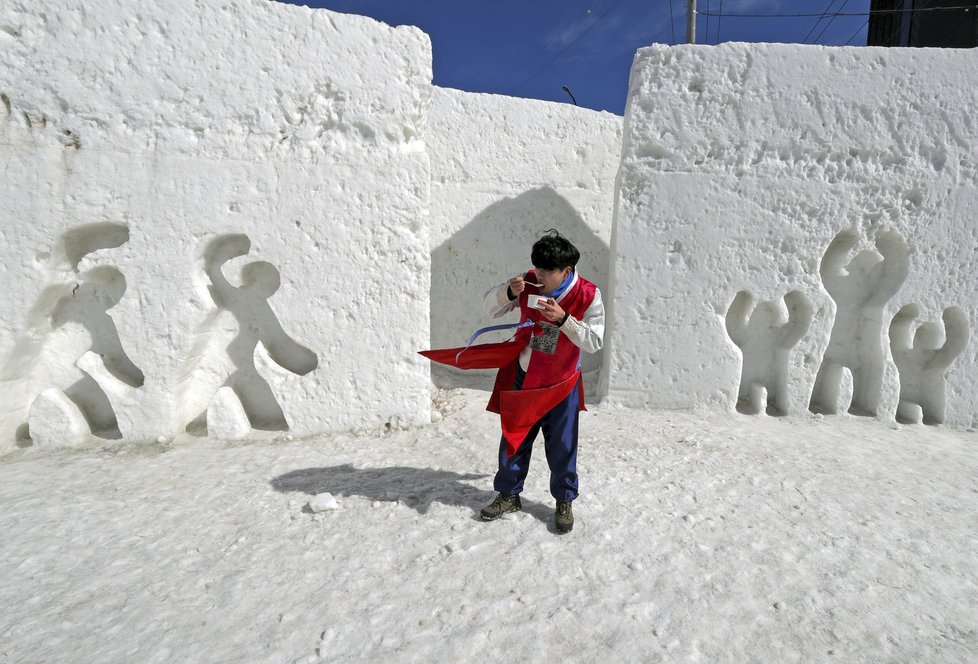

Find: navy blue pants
493;367;580;502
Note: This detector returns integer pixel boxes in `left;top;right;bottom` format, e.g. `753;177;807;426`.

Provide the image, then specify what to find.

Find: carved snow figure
50;266;146;390
809;230;910;417
726;290;812;415
42;265;144;443
203;234;318;433
889;304;970;425
0;224;141;446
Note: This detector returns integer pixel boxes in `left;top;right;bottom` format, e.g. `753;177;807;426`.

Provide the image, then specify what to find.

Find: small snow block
207;386;252;440
28;388;91;448
309;492;339;512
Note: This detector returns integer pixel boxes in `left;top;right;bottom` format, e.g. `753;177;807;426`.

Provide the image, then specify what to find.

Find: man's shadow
270;464;554;524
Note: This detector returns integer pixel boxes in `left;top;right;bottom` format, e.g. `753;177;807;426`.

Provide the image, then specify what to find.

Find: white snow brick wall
604;43;978;428
0;0;433;452
428;88;622;395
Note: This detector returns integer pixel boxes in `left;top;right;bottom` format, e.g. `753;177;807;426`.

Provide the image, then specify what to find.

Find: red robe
420;271;598;455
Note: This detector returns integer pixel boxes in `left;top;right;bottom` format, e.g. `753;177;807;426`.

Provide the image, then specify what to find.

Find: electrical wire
846;0;902;45
697;5;977;17
927;0;975;46
705;0;712;44
811;0;852;43
494;1;595;91
843;14;872;44
802;0;842;43
909;0;934;44
669;0;676;45
848;0;961;46
716;0;723;42
511;0;626;94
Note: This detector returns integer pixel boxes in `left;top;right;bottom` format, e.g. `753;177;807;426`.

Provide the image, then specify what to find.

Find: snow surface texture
1;390;976;662
0;0;433;453
604;44;978;429
427;89;622;397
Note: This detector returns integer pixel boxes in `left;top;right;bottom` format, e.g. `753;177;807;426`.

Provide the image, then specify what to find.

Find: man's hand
537;297;566;323
508;275;527;297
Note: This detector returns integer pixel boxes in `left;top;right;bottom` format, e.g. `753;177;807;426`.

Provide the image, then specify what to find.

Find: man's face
534;266;572;293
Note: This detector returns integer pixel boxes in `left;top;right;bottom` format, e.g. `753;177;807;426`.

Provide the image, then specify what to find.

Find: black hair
531;229;580;271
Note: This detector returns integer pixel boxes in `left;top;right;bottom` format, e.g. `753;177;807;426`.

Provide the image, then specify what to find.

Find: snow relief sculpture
201;234;318;437
809;229;910;417
889;305;970;425
725;290;812;415
0;223;144;447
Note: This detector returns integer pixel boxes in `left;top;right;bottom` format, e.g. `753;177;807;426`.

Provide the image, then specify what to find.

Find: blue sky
277;1;872;115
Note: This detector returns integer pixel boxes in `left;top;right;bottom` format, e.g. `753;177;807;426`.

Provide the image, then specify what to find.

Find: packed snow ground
1;389;976;663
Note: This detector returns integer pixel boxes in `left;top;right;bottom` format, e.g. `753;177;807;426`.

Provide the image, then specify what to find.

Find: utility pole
686;0;696;44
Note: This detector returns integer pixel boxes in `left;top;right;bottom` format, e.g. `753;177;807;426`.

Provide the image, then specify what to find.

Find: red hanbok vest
419;272;598;455
486;271;597;454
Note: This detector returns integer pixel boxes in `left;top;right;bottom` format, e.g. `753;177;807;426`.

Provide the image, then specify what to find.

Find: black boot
555;500;574;533
481;493;522;521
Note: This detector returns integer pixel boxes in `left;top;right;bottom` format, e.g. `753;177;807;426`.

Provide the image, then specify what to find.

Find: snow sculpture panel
0;0;432;453
605;44;978;427
428;88;621;397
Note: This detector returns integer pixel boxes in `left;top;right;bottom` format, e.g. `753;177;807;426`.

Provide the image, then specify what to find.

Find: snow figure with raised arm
809;229;910;417
726;290;813;416
0;223;141;447
203;234;318;434
889;304;970;425
33;265;145;446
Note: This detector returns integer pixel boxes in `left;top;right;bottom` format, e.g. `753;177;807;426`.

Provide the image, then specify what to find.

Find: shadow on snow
270;464;555;525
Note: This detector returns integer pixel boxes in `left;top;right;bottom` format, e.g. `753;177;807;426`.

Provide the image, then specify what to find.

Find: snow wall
603;43;978;429
0;0;623;454
0;0;433;453
4;4;977;456
428;88;622;397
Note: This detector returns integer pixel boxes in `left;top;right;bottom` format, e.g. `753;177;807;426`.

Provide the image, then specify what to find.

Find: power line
802;0;842;44
697;5;977;18
844;0;900;46
927;0;972;46
705;0;712;44
494;1;594;91
849;0;966;47
811;0;852;43
910;0;934;44
844;14;871;44
511;0;626;94
668;0;676;45
716;0;723;42
849;0;916;45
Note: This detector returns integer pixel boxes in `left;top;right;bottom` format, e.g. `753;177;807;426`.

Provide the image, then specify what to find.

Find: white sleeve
484;282;518;319
559;288;604;353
